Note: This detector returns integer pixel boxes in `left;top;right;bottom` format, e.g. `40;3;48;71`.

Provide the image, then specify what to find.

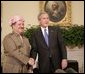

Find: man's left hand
61;59;68;69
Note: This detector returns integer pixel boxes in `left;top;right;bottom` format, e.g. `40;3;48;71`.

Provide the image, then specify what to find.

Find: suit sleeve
30;32;38;60
3;36;29;65
57;26;67;59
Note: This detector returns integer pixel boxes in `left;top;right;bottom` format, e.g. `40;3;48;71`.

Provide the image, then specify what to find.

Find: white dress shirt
40;27;49;37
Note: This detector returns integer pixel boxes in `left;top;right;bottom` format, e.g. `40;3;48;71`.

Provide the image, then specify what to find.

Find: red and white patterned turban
9;16;25;26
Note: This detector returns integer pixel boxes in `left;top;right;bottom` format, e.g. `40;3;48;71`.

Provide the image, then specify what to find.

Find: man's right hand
28;58;35;66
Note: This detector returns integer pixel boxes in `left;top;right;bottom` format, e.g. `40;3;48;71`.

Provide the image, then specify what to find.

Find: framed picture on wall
39;1;71;26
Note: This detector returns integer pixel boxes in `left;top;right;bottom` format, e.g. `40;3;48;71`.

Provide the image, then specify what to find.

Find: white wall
71;1;84;25
1;1;39;45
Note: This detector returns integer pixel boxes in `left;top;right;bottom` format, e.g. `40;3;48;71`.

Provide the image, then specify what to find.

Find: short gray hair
38;11;49;20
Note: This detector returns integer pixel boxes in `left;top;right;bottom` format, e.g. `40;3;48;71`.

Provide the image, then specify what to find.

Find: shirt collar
12;31;24;37
41;26;49;35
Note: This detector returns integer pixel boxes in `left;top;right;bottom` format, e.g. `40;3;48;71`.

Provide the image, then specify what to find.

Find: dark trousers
49;57;55;73
39;57;55;73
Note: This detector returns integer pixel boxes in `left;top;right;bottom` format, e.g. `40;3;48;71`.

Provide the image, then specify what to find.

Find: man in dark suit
30;11;67;73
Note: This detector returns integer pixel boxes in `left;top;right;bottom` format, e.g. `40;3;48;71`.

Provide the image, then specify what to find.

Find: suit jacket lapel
38;27;54;48
38;27;49;48
48;26;54;48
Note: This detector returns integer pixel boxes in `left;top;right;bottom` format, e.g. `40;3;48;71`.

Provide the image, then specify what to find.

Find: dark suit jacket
30;26;67;72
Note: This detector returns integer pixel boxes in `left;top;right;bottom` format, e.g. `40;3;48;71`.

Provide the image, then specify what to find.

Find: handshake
26;58;35;69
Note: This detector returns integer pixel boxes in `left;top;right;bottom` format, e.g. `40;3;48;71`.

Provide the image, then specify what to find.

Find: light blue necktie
44;28;49;46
